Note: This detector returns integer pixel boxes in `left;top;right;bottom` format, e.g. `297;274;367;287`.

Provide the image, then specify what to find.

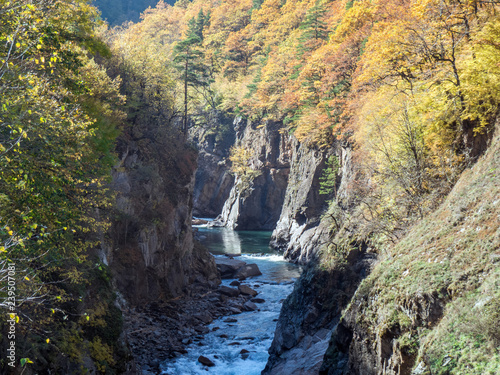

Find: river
160;227;301;375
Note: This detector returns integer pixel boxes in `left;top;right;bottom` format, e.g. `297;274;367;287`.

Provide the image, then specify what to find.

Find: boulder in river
215;258;247;279
235;264;262;280
218;285;240;297
243;301;258;311
240;349;250;359
251;298;266;304
238;285;259;297
198;355;215;367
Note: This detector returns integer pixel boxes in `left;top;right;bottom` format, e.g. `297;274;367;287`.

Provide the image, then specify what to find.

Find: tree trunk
184;57;188;134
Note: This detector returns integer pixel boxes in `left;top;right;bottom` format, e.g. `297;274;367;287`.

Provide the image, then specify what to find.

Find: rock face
202;116;354;265
190;112;235;218
109;134;220;305
263;250;376;375
270;138;332;264
217;119;291;230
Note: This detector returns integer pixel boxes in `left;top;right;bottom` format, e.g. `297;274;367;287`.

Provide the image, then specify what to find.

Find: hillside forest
0;0;499;373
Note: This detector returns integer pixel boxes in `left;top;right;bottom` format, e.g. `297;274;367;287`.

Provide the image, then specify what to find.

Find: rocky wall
190;112;236;218
217;119;291;230
108;134;220;306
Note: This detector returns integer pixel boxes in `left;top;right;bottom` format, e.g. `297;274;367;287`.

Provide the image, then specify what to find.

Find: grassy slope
343;126;500;374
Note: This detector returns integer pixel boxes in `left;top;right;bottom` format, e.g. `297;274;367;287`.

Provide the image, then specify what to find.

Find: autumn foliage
113;0;499;235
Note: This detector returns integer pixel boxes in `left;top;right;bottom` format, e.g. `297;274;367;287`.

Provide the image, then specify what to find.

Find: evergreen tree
172;11;210;134
298;1;329;55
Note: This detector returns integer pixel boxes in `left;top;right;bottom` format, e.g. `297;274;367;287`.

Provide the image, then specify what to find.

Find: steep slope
265;125;499;375
320;125;500;375
109;132;220;305
190;113;236;218
217;119;291;230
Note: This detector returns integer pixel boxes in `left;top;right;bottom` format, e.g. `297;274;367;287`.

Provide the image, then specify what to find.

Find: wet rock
240;349;250;354
215;258;247;279
251;298;266;303
194;326;210;334
218;285;240;297
219;334;229;338
224;318;238;323
229;307;242;314
239;285;259;297
198;356;215;367
243;301;258;311
230;280;241;286
235;264;262;280
229;342;241;346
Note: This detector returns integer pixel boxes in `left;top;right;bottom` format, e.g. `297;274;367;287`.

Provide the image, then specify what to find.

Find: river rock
230;280;241;286
192;218;209;225
215;258;247;279
238;285;259;297
251;298;266;303
198;356;215;367
240;349;250;359
193;312;213;324
194;325;209;334
243;301;258;311
235;264;262;280
218;285;240;297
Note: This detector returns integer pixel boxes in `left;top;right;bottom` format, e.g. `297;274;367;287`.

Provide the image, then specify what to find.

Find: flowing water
161;226;301;375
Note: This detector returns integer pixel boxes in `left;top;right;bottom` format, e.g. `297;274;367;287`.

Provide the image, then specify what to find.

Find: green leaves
20;358;33;366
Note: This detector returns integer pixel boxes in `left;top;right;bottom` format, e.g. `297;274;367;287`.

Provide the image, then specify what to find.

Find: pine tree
172;10;210;134
298;1;329;55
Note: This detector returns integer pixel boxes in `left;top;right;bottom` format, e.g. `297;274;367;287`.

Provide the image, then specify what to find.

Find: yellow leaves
294;106;332;146
458;18;500;135
333;0;375;42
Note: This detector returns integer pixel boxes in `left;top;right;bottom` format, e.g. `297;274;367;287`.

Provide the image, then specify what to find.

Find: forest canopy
109;0;500;235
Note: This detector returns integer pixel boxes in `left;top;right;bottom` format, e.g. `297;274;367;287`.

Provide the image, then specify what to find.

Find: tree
0;0;126;370
297;0;329;55
172;10;211;133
